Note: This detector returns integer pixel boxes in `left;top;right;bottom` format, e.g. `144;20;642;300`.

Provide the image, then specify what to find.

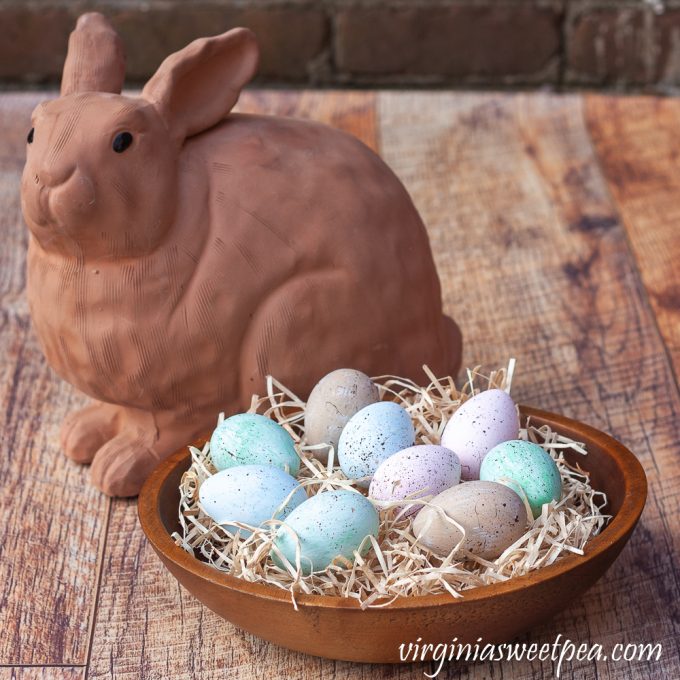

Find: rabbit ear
142;28;259;143
61;13;125;96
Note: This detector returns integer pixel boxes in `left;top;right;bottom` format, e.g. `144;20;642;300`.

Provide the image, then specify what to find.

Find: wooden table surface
1;89;679;679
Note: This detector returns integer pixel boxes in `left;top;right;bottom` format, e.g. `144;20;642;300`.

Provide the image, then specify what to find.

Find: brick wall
3;0;680;92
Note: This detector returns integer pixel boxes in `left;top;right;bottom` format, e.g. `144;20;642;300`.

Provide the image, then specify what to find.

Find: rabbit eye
27;128;34;144
112;132;133;153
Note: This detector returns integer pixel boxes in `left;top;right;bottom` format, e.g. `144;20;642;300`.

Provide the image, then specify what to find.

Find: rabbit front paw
86;409;201;497
60;401;122;464
90;432;161;497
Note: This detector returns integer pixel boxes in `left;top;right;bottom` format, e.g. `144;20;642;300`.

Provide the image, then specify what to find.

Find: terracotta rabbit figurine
21;13;462;496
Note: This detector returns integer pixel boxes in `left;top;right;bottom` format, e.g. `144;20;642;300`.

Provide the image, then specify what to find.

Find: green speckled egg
271;490;379;575
480;440;562;518
210;413;300;475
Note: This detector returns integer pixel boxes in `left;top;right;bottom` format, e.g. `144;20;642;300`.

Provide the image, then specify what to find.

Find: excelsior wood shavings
172;363;609;609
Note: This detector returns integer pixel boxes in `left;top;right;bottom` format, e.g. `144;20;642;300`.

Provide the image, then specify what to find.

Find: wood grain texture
585;95;680;381
0;669;85;680
1;90;678;678
0;92;110;665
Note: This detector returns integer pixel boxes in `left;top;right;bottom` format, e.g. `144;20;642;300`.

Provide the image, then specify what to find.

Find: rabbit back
190;114;458;398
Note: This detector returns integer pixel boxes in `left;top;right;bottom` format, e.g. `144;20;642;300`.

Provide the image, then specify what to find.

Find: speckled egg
369;445;461;516
338;401;415;487
210;413;300;475
480;439;562;518
412;480;528;559
199;465;307;536
441;389;519;481
271;489;379;574
304;369;379;462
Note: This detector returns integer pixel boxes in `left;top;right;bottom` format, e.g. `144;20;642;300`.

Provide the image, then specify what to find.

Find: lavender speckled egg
210;413;300;475
369;445;461;516
441;389;519;481
338;401;415;487
480;439;562;519
198;465;307;537
304;369;379;462
271;489;379;575
412;480;528;559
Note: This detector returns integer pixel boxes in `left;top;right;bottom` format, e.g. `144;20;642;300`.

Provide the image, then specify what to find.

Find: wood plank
0;668;85;680
0;93;110;665
585;94;680;382
378;91;680;679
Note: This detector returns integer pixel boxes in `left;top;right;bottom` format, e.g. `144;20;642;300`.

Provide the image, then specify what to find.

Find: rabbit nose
36;163;75;188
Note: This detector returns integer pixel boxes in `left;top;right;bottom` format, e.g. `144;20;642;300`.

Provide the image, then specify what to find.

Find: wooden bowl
138;406;647;663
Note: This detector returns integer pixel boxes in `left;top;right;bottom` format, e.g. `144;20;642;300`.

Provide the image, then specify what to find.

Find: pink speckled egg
368;445;461;516
441;389;519;481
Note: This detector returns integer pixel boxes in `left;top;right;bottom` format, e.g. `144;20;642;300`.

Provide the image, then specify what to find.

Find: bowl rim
138;405;647;610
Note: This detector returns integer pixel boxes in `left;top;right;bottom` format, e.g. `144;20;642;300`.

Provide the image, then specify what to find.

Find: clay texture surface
21;13;462;496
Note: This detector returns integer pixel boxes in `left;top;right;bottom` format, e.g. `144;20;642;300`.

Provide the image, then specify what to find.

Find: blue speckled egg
210;413;300;475
480;440;562;518
271;489;379;575
199;465;307;536
338;401;415;487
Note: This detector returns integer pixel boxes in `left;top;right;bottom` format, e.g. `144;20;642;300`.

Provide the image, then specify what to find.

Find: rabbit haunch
21;13;462;497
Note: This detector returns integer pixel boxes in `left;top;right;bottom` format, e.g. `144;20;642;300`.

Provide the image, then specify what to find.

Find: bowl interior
143;405;647;608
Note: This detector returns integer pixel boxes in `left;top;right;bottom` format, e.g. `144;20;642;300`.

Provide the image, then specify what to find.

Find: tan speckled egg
412;480;528;560
304;369;379;462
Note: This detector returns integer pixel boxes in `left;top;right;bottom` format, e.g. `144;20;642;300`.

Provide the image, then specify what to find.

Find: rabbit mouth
27;186;57;228
38;186;52;222
26;186;64;230
30;175;95;228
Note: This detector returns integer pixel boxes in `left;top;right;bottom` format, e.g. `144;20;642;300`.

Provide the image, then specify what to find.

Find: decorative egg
369;445;461;516
198;465;307;536
412;480;528;559
440;389;519;481
480;439;562;518
210;413;300;475
271;489;379;575
338;401;415;487
304;368;379;462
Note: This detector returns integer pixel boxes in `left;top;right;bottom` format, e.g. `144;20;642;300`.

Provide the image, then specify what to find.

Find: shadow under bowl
138;406;647;663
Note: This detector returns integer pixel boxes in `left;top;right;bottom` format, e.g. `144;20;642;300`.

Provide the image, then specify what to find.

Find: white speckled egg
480;439;562;519
412;480;528;559
271;489;379;574
198;465;307;536
304;369;379;462
210;413;300;475
369;445;461;516
441;389;519;481
338;401;415;487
